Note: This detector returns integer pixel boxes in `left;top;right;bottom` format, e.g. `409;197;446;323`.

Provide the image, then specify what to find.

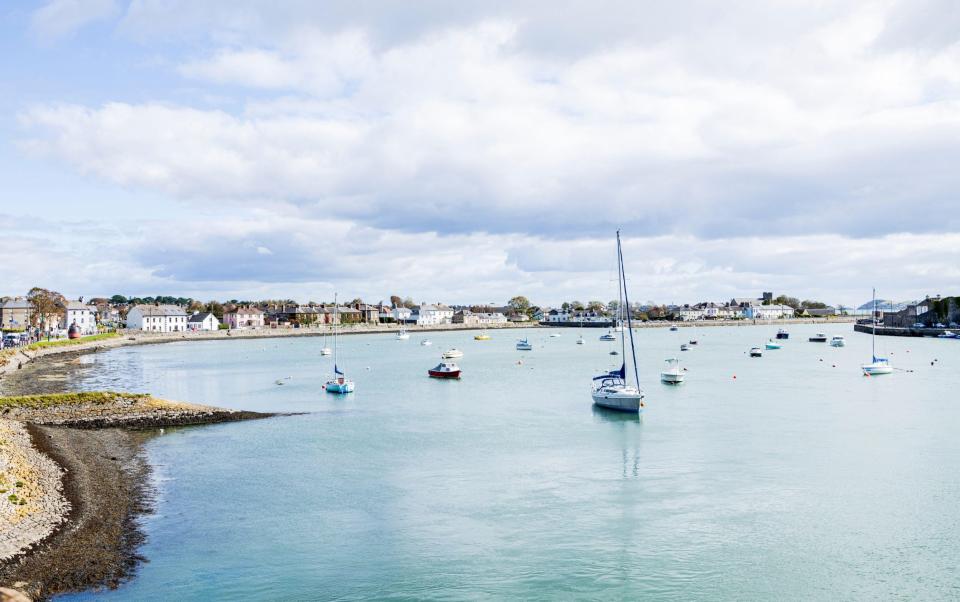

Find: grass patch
0;391;150;409
25;332;119;351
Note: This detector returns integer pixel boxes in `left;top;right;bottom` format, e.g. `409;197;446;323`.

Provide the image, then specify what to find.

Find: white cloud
31;0;117;42
12;1;960;303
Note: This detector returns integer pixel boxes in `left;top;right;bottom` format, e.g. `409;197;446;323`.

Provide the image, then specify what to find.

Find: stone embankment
0;420;69;564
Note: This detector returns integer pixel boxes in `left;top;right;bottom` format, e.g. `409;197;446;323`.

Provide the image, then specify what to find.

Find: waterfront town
2;288;957;345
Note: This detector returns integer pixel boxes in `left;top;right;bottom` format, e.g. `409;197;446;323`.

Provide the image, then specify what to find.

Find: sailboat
591;231;644;413
320;327;332;356
862;288;892;376
396;327;410;340
324;294;355;393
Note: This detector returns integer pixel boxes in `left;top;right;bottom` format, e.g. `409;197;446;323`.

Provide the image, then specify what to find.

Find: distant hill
856;299;912;311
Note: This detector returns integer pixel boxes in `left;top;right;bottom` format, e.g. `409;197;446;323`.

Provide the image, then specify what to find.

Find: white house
416;304;454;325
675;307;705;321
126;304;188;332
744;304;795;320
392;307;413;323
63;300;97;335
187;312;220;331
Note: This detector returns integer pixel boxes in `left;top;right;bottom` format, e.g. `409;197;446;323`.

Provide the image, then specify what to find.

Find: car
912;322;926;328
950;322;959;329
934;323;946;329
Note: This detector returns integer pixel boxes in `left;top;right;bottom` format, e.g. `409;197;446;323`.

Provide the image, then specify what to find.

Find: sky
1;0;959;307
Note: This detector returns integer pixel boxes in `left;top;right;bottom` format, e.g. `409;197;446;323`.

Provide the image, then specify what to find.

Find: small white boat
442;348;464;359
549;333;562;338
396;328;410;340
420;339;433;346
576;336;585;345
680;343;689;351
830;335;845;347
809;333;828;342
750;347;763;357
320;347;332;356
688;339;698;346
516;338;533;351
765;340;781;350
861;288;892;376
937;331;957;339
599;331;616;341
660;358;685;384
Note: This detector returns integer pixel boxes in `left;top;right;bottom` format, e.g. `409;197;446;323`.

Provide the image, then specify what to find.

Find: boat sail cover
335;364;344;375
593;363;626;381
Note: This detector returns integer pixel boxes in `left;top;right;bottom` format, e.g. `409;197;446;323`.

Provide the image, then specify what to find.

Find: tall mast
871;287;876;362
334;292;339;374
617;231;641;391
618;236;626;359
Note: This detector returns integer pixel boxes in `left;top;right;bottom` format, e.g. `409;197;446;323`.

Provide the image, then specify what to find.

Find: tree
402;297;416;309
800;300;828;309
350;298;364;306
508;296;531;314
27;287;66;329
206;301;224;319
607;300;619;313
109;294;128;304
390;295;403;308
188;300;205;312
587;300;605;312
561;302;571;311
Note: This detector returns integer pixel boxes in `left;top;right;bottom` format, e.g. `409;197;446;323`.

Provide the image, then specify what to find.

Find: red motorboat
428;361;461;379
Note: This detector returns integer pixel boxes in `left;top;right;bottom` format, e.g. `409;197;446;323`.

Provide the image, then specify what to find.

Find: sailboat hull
591;387;643;412
325;380;355;393
862;364;892;375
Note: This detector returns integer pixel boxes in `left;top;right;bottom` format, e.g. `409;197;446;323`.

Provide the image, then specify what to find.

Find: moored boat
576;335;585;345
660;358;685;384
396;328;410;340
324;294;355;394
809;333;827;342
830;335;845;347
680;343;689;351
591;231;644;413
599;331;616;341
474;333;491;341
765;340;781;350
750;347;763;357
516;338;533;351
428;360;461;379
862;288;893;376
669;325;679;332
421;339;432;346
776;329;789;339
442;348;463;359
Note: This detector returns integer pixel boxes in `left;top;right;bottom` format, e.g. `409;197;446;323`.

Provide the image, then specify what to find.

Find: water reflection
591;404;642;423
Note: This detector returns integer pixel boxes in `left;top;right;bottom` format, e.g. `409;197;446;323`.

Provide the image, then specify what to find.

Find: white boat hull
516;344;533;351
862;363;892;375
592;387;643;412
660;372;684;384
320;348;332;356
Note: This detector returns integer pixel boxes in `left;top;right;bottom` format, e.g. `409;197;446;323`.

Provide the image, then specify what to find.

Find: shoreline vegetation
0;317;853;599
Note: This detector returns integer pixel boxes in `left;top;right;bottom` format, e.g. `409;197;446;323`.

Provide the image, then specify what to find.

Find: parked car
912;322;926;328
934;322;946;328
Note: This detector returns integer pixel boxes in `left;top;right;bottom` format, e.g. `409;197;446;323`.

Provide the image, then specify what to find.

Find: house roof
132;304;187;317
188;312;216;323
225;306;264;315
2;299;32;310
65;301;94;311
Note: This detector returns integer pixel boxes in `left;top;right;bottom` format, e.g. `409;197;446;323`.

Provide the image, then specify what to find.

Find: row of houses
1;298;99;335
881;296;960;328
540;298;840;323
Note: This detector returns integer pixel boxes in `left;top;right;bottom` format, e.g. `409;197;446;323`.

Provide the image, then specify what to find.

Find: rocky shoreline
0;389;276;600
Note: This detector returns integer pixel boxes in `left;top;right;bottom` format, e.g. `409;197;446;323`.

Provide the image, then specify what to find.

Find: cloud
30;0;117;42
11;1;960;304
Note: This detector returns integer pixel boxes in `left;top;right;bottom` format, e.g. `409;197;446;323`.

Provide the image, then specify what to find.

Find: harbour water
61;323;960;600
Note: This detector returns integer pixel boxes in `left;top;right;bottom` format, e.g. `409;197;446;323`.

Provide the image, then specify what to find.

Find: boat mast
334;292;339;376
617;231;641;391
871;287;876;362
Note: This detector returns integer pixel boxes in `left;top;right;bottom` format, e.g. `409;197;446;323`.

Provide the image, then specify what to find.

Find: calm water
60;324;960;600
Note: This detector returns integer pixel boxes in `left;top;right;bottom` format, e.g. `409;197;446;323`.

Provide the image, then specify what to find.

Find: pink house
223;306;265;329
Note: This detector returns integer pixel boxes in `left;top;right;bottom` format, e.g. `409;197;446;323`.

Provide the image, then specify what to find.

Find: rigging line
617;230;641;392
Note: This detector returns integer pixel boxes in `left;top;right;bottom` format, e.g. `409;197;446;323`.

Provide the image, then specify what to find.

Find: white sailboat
396;327;410;340
324;294;355;394
591;231;644;413
862;288;892;376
